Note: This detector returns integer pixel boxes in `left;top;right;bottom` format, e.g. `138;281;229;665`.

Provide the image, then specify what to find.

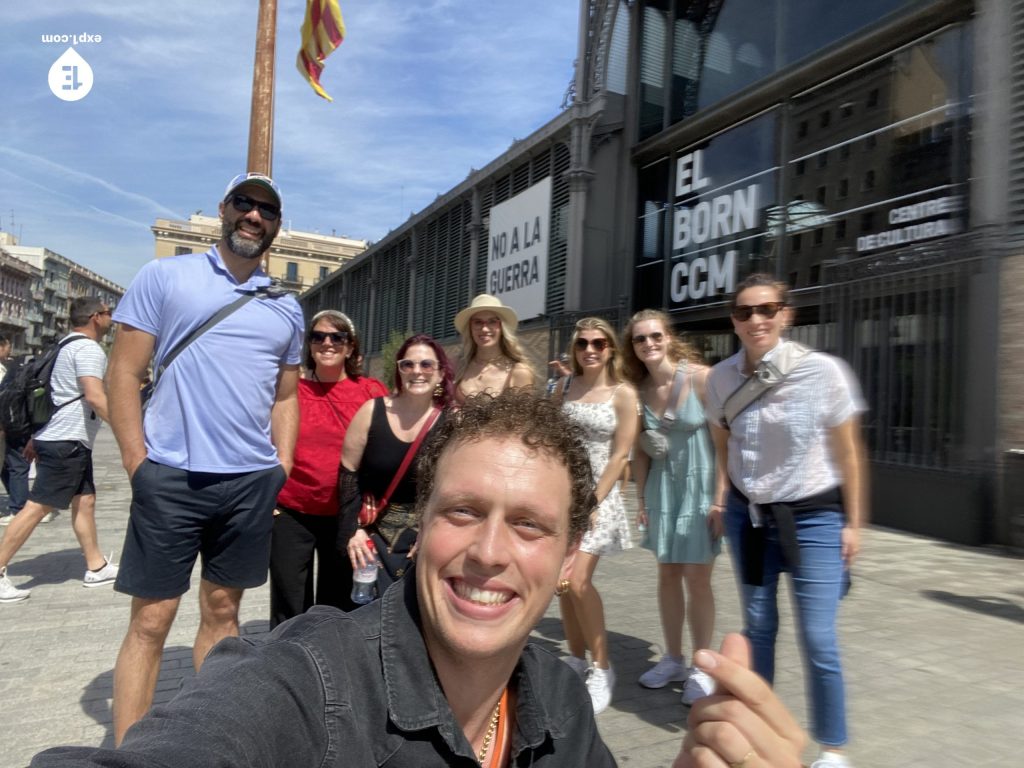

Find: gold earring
433;383;443;398
555;578;571;597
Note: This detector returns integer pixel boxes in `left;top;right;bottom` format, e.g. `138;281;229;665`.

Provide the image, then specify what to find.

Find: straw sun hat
453;294;519;337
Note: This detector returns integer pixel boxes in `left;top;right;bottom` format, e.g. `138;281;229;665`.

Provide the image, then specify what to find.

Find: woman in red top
270;310;387;627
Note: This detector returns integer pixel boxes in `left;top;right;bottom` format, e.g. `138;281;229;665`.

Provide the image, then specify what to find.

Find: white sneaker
40;510;55;523
0;567;30;603
0;513;14;527
681;666;717;705
811;751;853;768
562;655;589;679
586;665;615;714
639;654;687;689
83;558;118;588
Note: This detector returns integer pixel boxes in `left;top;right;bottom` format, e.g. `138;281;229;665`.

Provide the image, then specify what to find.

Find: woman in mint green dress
623;309;720;706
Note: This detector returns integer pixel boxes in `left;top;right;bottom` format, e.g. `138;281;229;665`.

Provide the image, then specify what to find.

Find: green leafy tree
378;329;408;391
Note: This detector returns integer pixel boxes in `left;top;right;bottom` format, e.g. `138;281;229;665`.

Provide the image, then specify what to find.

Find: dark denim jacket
34;572;616;767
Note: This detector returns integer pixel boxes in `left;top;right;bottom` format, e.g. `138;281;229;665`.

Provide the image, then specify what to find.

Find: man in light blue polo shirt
105;172;304;745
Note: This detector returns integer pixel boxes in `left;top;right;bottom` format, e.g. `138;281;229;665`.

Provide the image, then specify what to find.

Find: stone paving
1;428;1022;767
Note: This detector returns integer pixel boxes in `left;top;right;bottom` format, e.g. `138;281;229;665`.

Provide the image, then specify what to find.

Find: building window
813;227;824;246
816;186;827;204
838;178;849;198
791;233;802;252
797;120;808;138
809;264;821;284
319;266;329;281
867;87;879;108
286;262;298;282
839;143;851;160
174;246;191;256
816;151;828;169
819;109;830;128
795;159;806;176
862;169;876;191
840;102;854;119
860;212;875;232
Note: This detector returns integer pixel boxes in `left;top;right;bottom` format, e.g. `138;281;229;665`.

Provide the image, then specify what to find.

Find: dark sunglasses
574;337;610;352
92;309;112;317
397;358;439;373
731;302;786;321
229;193;281;221
631;331;664;345
309;330;350;344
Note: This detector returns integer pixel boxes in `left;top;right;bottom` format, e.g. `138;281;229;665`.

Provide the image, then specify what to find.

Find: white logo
48;47;93;101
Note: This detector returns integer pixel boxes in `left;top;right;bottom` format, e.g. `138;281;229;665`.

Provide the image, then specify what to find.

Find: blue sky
0;1;580;288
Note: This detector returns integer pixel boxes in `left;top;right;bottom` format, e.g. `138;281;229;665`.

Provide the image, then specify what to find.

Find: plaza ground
1;429;1021;767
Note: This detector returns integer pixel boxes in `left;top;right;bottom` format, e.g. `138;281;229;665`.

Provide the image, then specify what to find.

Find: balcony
0;313;29;329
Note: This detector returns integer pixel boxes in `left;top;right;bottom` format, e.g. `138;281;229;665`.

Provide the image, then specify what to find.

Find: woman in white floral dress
554;317;639;715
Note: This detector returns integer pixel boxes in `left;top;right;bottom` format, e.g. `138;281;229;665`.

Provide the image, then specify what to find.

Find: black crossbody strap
153;294;255;383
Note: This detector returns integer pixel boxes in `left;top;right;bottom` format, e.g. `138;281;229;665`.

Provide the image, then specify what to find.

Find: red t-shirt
277;376;388;516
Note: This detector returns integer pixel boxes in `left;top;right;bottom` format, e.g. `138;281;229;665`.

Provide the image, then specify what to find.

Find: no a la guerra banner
486;177;551;320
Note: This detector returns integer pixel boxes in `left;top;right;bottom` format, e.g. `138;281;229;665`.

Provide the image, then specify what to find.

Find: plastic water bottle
350;539;379;605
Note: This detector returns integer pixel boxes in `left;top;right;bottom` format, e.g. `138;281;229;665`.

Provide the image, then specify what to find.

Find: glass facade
782;26;971;287
635;24;972;308
638;0;931;139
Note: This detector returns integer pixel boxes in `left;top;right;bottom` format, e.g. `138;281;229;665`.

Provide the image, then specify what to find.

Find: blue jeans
725;496;848;747
1;433;30;515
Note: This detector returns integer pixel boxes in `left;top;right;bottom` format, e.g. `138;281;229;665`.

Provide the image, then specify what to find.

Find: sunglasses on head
229;193;281;221
631;331;664;345
309;330;350;344
731;302;786;321
397;358;439;373
574;337;610;352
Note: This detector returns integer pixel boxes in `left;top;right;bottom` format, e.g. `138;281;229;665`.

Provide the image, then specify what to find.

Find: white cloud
2;0;581;285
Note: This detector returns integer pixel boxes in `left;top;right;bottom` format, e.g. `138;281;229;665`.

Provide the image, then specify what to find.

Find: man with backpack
0;296;118;603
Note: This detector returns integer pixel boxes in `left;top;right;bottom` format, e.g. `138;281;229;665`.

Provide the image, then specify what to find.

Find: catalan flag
297;0;346;101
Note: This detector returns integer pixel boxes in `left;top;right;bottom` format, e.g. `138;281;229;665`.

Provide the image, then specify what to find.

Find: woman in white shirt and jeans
705;273;868;768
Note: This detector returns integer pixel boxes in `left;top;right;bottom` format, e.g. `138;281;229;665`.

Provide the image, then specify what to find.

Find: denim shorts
28;440;95;509
115;460;288;599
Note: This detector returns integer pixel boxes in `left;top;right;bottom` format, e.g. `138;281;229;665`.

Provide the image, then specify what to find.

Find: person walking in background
0;334;31;528
269;311;386;627
452;293;536;404
552;317;638;714
105;172;303;744
623;309;720;706
705;273;868;768
340;334;451;598
0;298;117;602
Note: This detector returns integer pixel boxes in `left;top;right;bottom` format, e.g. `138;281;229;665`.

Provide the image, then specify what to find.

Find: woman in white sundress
553;317;639;715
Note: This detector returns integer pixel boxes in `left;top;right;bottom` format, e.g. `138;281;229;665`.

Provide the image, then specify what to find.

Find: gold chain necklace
477;697;502;765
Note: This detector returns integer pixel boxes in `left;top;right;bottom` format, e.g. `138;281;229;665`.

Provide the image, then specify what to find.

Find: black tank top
358;398;444;504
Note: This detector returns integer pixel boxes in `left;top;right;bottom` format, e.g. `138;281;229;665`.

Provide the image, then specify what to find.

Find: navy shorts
28;440;95;509
115;460;288;599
